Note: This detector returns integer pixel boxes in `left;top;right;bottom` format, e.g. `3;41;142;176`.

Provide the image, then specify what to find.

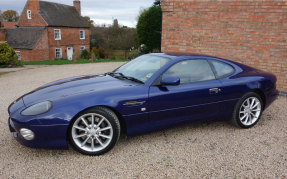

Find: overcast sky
0;0;155;27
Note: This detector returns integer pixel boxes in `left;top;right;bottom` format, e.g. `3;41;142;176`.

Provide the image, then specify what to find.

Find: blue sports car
8;53;279;155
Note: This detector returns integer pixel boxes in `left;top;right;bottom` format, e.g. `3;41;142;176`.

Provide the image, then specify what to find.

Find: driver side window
163;59;215;84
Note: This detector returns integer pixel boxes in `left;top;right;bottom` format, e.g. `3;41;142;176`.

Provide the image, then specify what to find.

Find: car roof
149;52;223;60
149;53;257;72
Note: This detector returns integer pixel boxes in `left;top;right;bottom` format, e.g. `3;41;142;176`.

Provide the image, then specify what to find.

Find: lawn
22;59;129;65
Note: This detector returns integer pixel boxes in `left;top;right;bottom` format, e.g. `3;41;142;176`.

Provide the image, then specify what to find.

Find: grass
22;58;128;65
0;71;15;76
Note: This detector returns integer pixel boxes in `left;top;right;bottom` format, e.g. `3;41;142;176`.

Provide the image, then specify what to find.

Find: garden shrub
91;47;100;58
80;49;90;59
98;46;106;59
0;43;21;67
128;50;140;60
91;46;106;59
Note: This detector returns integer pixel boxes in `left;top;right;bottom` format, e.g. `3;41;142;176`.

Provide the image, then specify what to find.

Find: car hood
22;74;137;106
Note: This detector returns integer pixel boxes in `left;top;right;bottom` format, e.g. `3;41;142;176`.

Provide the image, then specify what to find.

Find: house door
67;47;73;60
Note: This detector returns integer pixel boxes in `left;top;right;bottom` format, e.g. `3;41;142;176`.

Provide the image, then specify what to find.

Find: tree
83;16;95;27
154;0;161;6
1;10;19;22
136;5;162;53
90;25;138;51
0;10;2;21
0;10;2;27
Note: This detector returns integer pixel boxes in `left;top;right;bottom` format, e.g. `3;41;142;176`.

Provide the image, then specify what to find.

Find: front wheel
232;92;263;128
69;107;121;155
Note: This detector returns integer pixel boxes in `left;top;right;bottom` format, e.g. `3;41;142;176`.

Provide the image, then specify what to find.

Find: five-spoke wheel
69;107;120;155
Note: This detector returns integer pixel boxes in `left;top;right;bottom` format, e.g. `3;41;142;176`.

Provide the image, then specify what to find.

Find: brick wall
17;0;47;27
17;29;49;61
47;27;90;59
1;22;17;29
0;29;5;41
161;0;287;92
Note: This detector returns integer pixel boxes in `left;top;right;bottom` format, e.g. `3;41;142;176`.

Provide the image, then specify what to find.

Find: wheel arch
249;89;266;110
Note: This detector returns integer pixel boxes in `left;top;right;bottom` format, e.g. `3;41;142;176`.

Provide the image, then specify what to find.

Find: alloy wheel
71;113;113;152
239;97;262;126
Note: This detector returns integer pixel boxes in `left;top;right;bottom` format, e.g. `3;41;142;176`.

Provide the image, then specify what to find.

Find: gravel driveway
0;63;286;178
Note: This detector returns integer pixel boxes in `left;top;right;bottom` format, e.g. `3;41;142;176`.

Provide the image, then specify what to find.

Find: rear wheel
69;107;120;155
232;92;263;128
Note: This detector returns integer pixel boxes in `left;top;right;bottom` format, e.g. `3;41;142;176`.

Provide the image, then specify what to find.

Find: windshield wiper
106;72;144;84
105;72;124;77
123;76;144;84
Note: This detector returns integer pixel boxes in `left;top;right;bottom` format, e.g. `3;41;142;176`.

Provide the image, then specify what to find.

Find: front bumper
8;117;69;149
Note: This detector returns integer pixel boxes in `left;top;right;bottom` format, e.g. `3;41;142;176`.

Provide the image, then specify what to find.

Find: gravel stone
0;63;286;178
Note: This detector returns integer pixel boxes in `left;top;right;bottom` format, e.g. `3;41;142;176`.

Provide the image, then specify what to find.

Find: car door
148;59;224;130
208;59;239;119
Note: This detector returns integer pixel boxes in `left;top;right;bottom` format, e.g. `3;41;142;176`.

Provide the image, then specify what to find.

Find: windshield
114;55;171;83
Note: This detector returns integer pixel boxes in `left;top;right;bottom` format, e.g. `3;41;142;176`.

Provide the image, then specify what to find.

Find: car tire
231;92;263;128
69;107;120;156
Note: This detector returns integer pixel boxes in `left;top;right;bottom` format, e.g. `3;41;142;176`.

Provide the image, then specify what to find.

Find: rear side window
163;59;216;84
210;60;234;78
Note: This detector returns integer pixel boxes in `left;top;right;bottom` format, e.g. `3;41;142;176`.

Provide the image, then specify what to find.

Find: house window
15;51;21;61
54;29;61;40
27;10;32;19
80;30;85;40
80;46;85;54
55;48;62;58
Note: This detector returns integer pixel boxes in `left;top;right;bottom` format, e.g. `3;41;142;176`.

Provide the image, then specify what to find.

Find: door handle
209;88;221;93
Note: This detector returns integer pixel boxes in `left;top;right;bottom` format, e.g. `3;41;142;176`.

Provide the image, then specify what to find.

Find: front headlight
21;101;52;116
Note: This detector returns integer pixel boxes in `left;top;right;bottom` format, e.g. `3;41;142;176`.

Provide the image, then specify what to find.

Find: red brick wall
47;27;90;59
17;29;49;61
161;0;287;92
1;22;17;29
0;29;5;41
17;0;47;27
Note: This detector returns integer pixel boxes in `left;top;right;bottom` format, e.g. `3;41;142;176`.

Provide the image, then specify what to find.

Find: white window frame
15;51;21;61
80;30;85;40
55;48;62;59
27;10;32;19
54;29;61;40
80;46;86;54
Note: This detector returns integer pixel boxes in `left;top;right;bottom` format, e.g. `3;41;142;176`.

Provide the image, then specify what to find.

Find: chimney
73;0;81;15
113;19;119;28
28;0;40;10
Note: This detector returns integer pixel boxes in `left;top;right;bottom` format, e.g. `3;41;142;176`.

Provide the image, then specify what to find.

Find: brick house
4;0;90;61
161;0;287;92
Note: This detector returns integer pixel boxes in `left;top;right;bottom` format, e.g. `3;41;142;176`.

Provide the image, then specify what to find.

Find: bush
128;50;140;60
80;49;90;59
91;47;100;58
0;43;21;67
98;46;106;59
91;46;106;59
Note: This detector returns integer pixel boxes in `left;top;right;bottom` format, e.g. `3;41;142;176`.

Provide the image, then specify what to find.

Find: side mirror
161;76;180;86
